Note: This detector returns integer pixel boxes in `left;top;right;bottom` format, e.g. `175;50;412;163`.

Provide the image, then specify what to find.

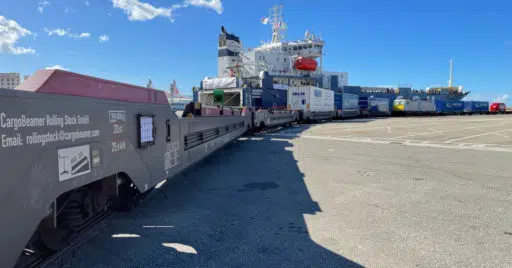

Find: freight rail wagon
490;102;506;114
288;86;335;121
335;93;359;118
463;101;489;114
435;100;464;115
393;99;436;115
369;97;391;116
0;69;250;268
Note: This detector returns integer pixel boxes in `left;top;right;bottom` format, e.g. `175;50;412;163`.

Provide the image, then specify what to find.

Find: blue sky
1;0;511;103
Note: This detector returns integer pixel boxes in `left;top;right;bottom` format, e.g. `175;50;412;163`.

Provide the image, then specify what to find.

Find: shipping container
490;102;506;113
393;99;435;114
463;101;489;114
435;100;464;114
368;97;390;116
288;86;334;112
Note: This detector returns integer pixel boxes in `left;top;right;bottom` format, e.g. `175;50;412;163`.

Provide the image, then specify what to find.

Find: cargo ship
197;5;470;108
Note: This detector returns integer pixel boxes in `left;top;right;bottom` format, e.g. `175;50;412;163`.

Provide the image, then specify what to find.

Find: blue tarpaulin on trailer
245;88;287;109
435;100;464;113
359;96;369;110
338;93;360;117
334;93;342;110
369;98;390;115
463;101;489;113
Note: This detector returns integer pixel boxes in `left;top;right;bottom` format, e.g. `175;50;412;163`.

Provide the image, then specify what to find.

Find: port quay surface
47;115;511;268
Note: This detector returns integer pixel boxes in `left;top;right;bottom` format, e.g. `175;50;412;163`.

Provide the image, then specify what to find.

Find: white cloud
111;0;223;22
99;35;110;43
496;94;509;102
77;33;91;38
184;0;223;14
45;65;68;71
44;28;68;36
44;28;91;39
0;16;36;55
85;1;90;6
111;0;172;21
38;1;50;14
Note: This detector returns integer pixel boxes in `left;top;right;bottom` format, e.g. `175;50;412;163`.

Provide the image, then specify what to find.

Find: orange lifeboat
293;57;318;71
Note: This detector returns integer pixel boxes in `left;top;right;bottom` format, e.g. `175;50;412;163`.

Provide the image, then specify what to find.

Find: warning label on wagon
58;145;91;182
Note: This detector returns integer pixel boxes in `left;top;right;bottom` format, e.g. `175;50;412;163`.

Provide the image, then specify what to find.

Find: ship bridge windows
293;46;297;51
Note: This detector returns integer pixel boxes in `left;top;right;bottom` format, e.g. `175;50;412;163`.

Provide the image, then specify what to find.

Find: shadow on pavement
55;126;362;268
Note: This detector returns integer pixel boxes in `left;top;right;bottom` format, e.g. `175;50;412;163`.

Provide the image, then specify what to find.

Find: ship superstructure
200;5;469;108
218;5;327;79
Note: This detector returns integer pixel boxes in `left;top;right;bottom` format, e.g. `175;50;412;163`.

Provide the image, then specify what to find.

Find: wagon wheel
36;226;72;252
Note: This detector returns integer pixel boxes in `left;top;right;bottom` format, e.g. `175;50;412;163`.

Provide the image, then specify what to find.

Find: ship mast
266;5;286;44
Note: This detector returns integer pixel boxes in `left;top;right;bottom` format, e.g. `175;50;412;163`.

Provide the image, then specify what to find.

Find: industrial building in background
0;73;21;89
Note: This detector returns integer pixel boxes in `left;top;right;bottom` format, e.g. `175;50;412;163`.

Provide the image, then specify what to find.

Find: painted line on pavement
262;133;512;153
442;129;512;143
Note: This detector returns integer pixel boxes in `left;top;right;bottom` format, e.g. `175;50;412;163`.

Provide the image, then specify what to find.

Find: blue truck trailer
243;88;288;109
359;96;369;117
369;97;391;116
435;100;464;114
335;93;360;118
463;101;489;114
